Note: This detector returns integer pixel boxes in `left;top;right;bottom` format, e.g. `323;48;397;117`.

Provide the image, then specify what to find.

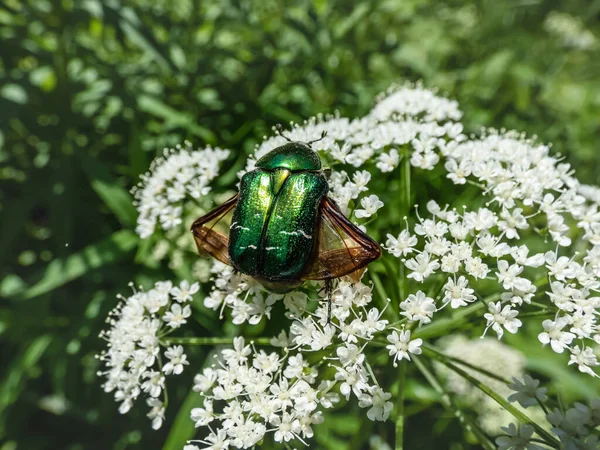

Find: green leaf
119;20;172;73
29;66;57;91
11;230;138;300
137;95;216;142
0;274;26;298
1;83;28;104
162;387;204;450
80;155;137;227
0;335;52;415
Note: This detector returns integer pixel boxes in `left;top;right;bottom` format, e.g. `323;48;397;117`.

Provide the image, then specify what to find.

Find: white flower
386;329;423;365
358;387;393;421
272;413;301;443
171;280;200;303
354;307;389;338
538;317;576;353
355;195;384;218
405;251;440;282
483;302;522;339
445;158;471;184
159;206;183;230
497;261;532;293
385;230;418;257
376;149;400;172
334;365;369;400
464;257;490;279
568;346;599;377
163;303;192;328
193;429;230;450
146;398;165;430
400;291;436;325
191;399;215;427
442;276;476;308
336;343;365;367
162;346;189;375
141;370;165;398
508;375;548;407
222;337;251;365
193;369;217;393
352;170;371;190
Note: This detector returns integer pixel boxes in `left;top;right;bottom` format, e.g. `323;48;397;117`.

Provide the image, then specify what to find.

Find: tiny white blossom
376;149;400;172
400;291;436;325
162;346;189;375
538;318;576;353
405;252;440;282
568;346;600;377
163;303;192;328
385;230;418;257
442;276;476;308
355;195;384;218
358;387;393;421
483;302;522;339
171;280;200;303
386;329;423;366
147;398;165;430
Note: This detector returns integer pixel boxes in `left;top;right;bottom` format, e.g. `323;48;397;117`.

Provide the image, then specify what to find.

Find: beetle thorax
255;142;321;171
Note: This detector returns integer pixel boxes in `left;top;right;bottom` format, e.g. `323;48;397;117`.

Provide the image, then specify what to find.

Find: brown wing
190;194;238;265
302;196;381;282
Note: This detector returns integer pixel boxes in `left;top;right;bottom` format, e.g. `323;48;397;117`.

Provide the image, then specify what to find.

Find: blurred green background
1;1;598;449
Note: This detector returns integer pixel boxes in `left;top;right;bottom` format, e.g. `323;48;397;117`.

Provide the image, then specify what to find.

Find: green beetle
191;135;381;294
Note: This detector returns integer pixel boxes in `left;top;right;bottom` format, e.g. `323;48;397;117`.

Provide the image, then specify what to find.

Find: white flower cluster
544;11;597;50
111;83;600;446
132;141;229;238
185;336;334;449
370;82;462;123
381;129;600;375
194;277;424;448
498;376;600;450
97;280;199;429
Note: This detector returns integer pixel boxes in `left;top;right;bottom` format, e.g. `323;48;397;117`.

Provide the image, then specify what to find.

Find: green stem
370;271;400;322
413;298;491;340
403;149;411;217
382;257;400;307
537;398;549;416
466;179;486;189
399;260;406;301
161;337;273;346
394;361;406;450
413;356;496;450
434;357;560;448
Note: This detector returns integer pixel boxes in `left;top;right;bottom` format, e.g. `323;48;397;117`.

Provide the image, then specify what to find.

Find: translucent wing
302;196;381;282
190;194;238;265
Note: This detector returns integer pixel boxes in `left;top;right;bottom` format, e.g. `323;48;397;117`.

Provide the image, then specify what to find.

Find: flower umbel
97;280;198;428
98;83;600;448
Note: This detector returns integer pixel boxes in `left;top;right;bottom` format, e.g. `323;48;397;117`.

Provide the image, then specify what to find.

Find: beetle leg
324;278;334;326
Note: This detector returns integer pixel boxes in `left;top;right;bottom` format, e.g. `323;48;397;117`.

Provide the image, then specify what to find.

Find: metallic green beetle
191;137;381;293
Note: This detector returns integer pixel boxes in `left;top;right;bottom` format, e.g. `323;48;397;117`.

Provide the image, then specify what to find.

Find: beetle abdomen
229;169;328;280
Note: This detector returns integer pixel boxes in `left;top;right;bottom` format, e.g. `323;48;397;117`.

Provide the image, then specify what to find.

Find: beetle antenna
275;124;292;142
308;130;327;145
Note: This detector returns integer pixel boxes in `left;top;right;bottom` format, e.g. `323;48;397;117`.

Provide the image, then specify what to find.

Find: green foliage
0;0;598;449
